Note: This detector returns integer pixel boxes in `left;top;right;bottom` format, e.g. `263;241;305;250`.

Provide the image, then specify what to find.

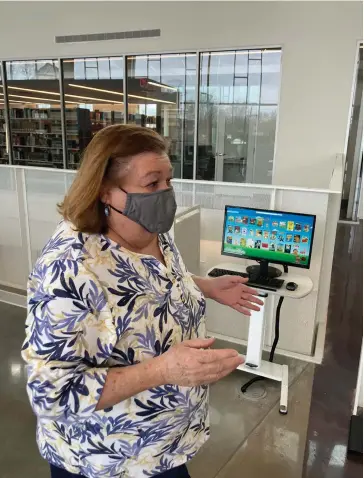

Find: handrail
0;163;342;195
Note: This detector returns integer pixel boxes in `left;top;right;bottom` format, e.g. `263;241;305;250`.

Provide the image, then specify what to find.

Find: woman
22;125;263;478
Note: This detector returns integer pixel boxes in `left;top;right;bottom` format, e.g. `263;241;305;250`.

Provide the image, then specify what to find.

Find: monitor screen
222;206;316;269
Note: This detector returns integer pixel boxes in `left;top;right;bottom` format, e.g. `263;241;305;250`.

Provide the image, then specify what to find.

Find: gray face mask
107;187;177;234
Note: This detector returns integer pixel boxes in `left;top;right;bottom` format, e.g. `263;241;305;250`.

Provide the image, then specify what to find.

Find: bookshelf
68;109;124;169
10;107;92;169
66;108;92;169
0;109;9;164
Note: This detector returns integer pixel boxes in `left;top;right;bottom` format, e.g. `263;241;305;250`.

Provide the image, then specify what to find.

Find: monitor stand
246;260;282;279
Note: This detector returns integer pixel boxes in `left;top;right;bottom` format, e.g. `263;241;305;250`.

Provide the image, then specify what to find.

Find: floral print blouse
22;221;209;478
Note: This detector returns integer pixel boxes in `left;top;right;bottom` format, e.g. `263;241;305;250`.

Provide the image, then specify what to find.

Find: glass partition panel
197;49;281;183
24;168;67;264
0;68;10;165
127;53;196;179
0;168;28;288
62;57;124;169
6;60;63;168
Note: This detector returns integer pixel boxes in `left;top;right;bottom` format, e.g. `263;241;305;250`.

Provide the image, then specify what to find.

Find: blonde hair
59;124;168;233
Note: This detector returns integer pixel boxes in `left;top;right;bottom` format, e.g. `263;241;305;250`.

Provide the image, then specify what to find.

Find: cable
241;296;285;394
269;296;284;361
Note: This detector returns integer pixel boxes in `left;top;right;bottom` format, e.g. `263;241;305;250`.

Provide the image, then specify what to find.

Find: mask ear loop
108;204;125;215
103;180;128;217
107;187;129;215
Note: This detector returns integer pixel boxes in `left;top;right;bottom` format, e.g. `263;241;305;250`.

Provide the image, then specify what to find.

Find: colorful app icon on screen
255;240;261;249
256;230;263;237
294;235;301;243
249;229;255;236
286;234;293;242
285;244;291;253
242;228;248;235
293;247;299;255
247;239;254;248
302;236;308;243
234;226;241;234
272;221;279;227
256;217;264;226
228;225;233;233
228;216;235;222
279;221;287;229
240;238;246;247
243;217;249;224
287;221;294;231
250;218;256;225
236;217;243;223
270;243;276;251
262;242;269;249
295;223;302;231
304;224;310;232
277;244;284;252
278;234;285;242
263;231;269;239
227;236;232;244
271;230;277;240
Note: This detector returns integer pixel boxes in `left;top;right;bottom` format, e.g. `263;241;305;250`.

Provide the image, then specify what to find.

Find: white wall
0;1;361;189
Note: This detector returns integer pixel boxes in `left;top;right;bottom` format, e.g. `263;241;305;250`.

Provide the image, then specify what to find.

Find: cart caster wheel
279;405;288;415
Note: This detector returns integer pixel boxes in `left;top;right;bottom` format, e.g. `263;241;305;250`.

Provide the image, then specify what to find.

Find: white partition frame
0;161;343;363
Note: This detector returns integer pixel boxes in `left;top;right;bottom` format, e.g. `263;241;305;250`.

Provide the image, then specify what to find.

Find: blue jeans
50;464;191;478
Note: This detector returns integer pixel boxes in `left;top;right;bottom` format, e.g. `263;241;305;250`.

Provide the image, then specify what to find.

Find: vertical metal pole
1;61;13;165
193;52;201;181
179;90;184;179
58;59;67;169
252;52;263;184
123;55;128;124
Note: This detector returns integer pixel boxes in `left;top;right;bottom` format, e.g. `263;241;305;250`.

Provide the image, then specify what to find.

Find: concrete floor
303;223;363;478
0;301;314;478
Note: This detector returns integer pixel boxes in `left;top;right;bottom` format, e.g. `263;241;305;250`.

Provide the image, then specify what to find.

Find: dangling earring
104;204;110;217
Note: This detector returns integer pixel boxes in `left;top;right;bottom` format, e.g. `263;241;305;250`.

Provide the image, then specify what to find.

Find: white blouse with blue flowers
22;221;209;478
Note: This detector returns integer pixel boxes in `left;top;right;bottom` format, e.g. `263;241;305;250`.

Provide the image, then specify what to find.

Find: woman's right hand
159;337;244;387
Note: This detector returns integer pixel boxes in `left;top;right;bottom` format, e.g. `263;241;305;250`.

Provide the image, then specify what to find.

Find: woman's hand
159;337;244;387
194;276;264;316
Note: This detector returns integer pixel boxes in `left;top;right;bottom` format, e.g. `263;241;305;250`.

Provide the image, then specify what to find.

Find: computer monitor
222;205;316;278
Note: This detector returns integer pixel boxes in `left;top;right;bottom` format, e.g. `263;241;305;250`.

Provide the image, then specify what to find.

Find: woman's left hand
207;276;264;316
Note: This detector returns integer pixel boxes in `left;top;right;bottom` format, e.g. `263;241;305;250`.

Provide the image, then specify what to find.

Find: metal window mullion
123;55;128;124
58;59;67;169
192;52;201;181
252;52;263;183
1;61;13;165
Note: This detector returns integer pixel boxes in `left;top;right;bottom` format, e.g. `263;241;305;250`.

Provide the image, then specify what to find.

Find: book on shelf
6;107;92;168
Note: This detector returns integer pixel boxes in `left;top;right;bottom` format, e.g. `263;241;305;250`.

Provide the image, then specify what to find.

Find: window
197;49;281;183
62;57;124;169
2;48;281;183
127;53;197;179
6;60;63;168
0;67;10;164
